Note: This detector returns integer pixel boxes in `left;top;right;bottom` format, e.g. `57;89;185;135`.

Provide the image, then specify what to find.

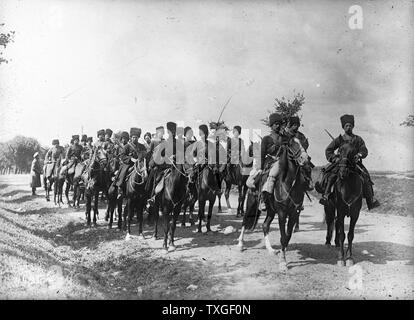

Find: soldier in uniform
104;128;115;153
143;132;152;152
65;135;84;173
284;116;313;191
116;128;147;199
81;135;88;148
94;129;106;150
45;139;65;176
147;122;184;205
257;113;286;211
317;114;380;210
227;125;246;166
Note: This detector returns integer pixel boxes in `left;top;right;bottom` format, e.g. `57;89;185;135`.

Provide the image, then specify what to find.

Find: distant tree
400;115;414;127
0;23;15;65
7;136;43;173
261;91;305;126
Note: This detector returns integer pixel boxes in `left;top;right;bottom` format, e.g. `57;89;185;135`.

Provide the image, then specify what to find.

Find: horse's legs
217;193;222;213
197;199;206;233
93;190;99;226
325;202;336;246
237;225;246;251
345;211;359;266
181;201;187;227
206;198;215;232
137;197;145;238
236;184;243;217
278;211;297;272
262;207;277;255
168;206;181;251
224;182;232;211
240;184;248;215
65;181;71;206
189;198;196;226
85;193;91;227
117;196;123;230
336;213;346;266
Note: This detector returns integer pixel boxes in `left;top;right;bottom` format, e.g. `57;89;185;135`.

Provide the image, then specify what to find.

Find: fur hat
52;139;59;145
184;126;192;137
86;137;93;142
268;113;283;127
233;125;241;135
105;128;113;137
166;122;177;136
130;127;141;137
199;124;209;138
121;131;130;140
97;129;105;137
156;126;164;131
289;116;300;126
340;114;354;128
72;135;79;141
81;134;87;142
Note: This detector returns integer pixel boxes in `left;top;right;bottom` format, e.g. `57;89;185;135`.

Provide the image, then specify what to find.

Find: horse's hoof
294;226;300;233
168;245;176;252
108;224;112;229
267;249;277;256
138;234;145;241
181;223;186;228
237;242;245;252
163;249;169;255
337;260;345;267
125;233;132;241
197;229;202;233
190;222;195;227
325;242;331;247
346;259;354;267
279;261;288;272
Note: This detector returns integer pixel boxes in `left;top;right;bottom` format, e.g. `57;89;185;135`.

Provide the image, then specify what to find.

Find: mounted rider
316;114;380;210
81;137;94;161
226;125;246;174
64;135;84;174
116;128;147;199
146;121;185;206
93;129;106;150
80;134;87;148
103;128;116;155
45;139;65;176
143;132;152;152
284;116;314;190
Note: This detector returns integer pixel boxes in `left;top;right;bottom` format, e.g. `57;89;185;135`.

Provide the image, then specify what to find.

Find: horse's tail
243;189;261;231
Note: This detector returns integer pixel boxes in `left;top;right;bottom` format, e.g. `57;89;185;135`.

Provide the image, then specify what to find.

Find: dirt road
1;174;413;299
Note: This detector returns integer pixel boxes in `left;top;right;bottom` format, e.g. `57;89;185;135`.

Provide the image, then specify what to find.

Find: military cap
72;135;79;141
156;126;164;131
340;114;354;128
105;128;113;137
199;124;209;138
81;134;87;142
289;116;300;126
52;139;59;145
166;122;177;135
184;126;192;136
233;125;241;135
130;127;141;137
97;129;105;137
121;131;130;140
87;137;93;142
268;113;283;127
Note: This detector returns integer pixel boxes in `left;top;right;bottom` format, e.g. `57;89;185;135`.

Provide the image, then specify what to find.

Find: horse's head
132;157;148;185
94;148;108;168
287;137;309;167
338;141;357;180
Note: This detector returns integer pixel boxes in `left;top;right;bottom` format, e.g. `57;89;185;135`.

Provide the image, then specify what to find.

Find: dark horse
105;152;123;229
196;165;217;233
238;137;310;272
180;165;198;227
83;148;111;227
124;158;148;240
158;163;188;252
324;141;363;267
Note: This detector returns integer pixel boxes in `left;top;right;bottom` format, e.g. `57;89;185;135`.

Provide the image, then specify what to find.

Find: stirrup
319;195;329;206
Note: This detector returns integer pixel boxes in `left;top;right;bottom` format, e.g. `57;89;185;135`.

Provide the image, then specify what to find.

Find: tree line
0;136;46;174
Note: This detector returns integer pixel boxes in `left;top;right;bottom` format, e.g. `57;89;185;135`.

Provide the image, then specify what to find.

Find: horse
237;137;310;272
180;165;198;227
43;162;58;202
324;141;363;267
196;164;218;233
72;160;88;208
158;163;189;252
105;152;123;228
84;147;111;227
123;158;148;239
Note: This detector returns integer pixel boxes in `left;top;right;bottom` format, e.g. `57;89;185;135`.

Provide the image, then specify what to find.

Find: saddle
154;168;172;194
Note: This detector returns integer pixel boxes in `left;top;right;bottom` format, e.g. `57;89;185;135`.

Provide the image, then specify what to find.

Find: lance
324;129;334;141
216;96;232;124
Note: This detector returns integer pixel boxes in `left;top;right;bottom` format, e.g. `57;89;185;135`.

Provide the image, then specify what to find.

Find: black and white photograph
0;0;413;306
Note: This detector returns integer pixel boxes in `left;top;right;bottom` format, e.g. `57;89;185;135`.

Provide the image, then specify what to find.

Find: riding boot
363;180;380;210
319;177;335;206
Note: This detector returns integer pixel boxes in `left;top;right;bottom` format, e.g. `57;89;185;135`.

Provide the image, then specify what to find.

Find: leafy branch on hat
400;114;414;127
0;23;15;65
208;120;229;131
261;90;305;126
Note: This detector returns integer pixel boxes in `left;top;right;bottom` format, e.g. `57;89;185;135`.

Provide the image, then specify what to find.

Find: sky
0;0;413;171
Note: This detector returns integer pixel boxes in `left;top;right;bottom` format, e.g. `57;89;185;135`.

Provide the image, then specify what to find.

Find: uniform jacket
46;146;65;163
227;137;246;165
325;133;368;163
120;141;147;166
260;131;283;170
65;144;83;162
